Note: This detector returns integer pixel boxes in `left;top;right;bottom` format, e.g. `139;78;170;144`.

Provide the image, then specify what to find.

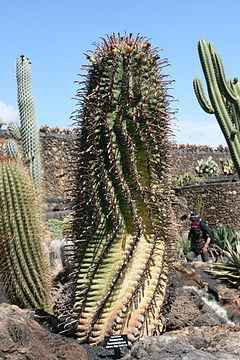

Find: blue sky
1;0;240;146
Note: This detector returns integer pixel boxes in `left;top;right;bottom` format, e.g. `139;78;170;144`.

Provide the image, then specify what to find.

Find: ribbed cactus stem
16;55;42;198
0;160;51;309
193;39;240;176
67;34;177;344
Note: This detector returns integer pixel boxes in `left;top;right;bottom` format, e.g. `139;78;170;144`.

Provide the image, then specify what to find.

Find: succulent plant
173;172;204;187
65;34;177;344
16;55;42;198
220;158;236;175
0;160;51;309
207;237;240;287
195;156;219;176
193;39;240;177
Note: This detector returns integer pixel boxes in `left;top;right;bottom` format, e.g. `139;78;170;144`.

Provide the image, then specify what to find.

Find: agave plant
62;34;177;344
207;238;240;287
212;226;239;252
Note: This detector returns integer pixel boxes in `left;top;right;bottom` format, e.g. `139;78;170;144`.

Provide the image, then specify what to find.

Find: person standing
186;212;213;262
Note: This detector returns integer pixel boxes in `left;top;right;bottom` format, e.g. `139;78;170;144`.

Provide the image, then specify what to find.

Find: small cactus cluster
173;172;204;187
0;160;50;309
64;34;177;345
195;156;219;176
193;39;240;177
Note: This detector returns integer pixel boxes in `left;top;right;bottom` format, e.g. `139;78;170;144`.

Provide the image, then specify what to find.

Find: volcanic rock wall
174;181;240;230
0;129;239;228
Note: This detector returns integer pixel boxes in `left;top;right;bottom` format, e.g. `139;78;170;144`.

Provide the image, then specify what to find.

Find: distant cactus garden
173;156;236;187
0;33;240;348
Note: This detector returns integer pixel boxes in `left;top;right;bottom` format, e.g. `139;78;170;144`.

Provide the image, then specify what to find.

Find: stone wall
174;181;240;230
0;128;239;228
40;130;76;199
171;144;231;177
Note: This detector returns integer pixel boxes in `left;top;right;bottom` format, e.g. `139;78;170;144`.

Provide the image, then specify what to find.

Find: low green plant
46;219;63;240
173;172;204;187
178;231;191;259
195;156;219;176
212;226;239;252
220;158;236;175
207;238;240;287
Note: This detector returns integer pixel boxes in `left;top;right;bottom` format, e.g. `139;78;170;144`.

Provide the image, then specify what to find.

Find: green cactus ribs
16;55;42;198
0;160;51;310
193;39;240;177
67;33;177;345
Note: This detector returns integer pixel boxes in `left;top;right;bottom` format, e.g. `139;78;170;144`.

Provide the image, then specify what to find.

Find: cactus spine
193;39;240;177
16;55;42;197
70;34;176;344
0;160;50;309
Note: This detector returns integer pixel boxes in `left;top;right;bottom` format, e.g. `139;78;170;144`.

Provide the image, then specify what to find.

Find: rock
124;325;240;359
0;303;87;359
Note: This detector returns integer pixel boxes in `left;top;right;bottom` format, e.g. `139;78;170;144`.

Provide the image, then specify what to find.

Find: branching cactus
16;55;42;198
0;160;51;309
193;39;240;177
69;34;177;344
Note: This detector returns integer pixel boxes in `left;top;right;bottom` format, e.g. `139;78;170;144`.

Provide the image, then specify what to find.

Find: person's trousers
186;249;210;262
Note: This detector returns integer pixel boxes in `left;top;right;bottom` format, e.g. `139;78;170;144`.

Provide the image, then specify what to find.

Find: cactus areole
71;34;176;344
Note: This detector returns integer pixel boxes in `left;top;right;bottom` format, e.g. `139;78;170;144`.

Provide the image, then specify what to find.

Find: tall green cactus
68;34;176;344
193;39;240;177
0;160;50;309
16;55;42;197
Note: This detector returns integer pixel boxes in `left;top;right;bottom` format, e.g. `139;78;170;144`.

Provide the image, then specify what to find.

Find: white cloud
0;100;19;124
172;114;227;147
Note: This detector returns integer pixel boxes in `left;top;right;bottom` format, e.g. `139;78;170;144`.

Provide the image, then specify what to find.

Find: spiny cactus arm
197;40;235;137
214;53;238;101
3;141;20;160
8;122;21;140
196;40;240;175
193;78;214;113
16;55;42;198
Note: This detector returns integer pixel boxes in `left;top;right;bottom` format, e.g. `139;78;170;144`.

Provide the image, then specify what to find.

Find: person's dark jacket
188;219;213;253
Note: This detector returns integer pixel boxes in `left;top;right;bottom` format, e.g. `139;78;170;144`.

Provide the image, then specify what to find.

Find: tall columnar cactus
0;160;50;309
193;39;240;177
68;34;176;344
16;55;42;197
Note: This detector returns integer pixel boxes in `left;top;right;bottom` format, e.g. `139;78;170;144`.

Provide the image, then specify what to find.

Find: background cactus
16;55;42;198
193;39;240;177
220;158;236;175
0;160;50;309
195;156;219;176
66;34;177;344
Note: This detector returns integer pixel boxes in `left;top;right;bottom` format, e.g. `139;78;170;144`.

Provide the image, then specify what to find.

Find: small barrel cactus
0;160;51;309
65;34;177;345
